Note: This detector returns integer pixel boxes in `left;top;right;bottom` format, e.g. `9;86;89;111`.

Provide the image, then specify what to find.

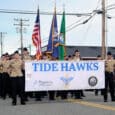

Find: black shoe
12;101;16;106
49;98;55;100
75;97;82;99
21;102;26;105
24;98;29;101
111;99;115;102
104;100;107;102
35;98;41;101
95;93;98;96
3;97;6;100
81;95;86;97
61;97;67;100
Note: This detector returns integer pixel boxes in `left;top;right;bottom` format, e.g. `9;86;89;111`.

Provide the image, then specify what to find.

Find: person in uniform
73;49;85;99
0;55;4;98
22;47;33;101
1;53;10;99
46;54;56;100
94;55;103;96
103;51;115;102
34;53;48;101
9;51;25;105
113;64;115;93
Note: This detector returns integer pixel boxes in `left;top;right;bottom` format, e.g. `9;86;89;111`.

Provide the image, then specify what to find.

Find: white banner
25;61;105;91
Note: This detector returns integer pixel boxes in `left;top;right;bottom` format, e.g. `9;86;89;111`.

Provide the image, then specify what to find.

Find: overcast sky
0;0;115;55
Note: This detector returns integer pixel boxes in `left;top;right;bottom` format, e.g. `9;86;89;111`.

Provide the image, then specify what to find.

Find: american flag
32;8;42;60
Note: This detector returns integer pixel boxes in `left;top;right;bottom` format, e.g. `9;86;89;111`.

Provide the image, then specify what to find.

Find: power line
0;9;92;16
66;17;88;30
66;12;97;32
107;7;115;11
106;3;115;8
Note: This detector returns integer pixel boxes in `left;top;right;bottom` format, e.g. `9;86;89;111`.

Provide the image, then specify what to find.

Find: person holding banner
0;55;4;98
73;49;85;99
35;53;48;101
103;51;115;102
48;56;57;101
95;55;103;96
9;51;25;105
22;47;33;101
1;53;11;100
113;64;115;93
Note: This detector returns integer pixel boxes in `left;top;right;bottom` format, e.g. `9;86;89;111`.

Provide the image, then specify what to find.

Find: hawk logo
60;77;74;85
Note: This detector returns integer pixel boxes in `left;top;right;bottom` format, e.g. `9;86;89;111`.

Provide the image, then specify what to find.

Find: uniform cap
107;51;112;55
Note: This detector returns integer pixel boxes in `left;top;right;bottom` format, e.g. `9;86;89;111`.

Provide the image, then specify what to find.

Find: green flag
59;11;66;60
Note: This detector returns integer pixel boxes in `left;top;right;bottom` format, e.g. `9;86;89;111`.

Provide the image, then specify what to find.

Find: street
0;91;115;115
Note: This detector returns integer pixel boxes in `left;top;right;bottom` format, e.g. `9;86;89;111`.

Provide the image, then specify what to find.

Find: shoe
82;95;86;97
24;98;29;101
3;97;6;100
35;98;41;101
75;97;83;99
12;101;16;106
104;100;107;102
111;99;115;102
21;102;26;105
49;98;55;100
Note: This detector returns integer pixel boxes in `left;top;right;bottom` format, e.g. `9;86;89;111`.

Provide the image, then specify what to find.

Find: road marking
68;99;115;111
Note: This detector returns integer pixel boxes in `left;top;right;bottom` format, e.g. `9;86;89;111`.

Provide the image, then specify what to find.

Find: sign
25;61;105;91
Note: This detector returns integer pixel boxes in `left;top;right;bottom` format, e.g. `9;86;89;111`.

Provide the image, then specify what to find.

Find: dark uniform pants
11;77;25;103
0;73;3;97
103;72;115;101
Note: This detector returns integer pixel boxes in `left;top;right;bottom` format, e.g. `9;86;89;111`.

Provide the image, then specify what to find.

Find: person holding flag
56;9;68;99
32;7;45;101
46;5;59;100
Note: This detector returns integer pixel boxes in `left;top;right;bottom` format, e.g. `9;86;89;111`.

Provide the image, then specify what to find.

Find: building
42;45;115;58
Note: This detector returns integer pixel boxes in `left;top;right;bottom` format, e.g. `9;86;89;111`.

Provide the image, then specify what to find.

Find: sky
0;0;115;55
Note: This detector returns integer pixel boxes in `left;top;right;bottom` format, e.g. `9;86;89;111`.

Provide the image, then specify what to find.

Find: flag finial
54;0;56;12
63;3;65;11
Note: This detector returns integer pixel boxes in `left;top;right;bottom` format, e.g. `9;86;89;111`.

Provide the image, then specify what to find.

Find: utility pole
14;18;29;59
101;0;106;59
0;32;6;56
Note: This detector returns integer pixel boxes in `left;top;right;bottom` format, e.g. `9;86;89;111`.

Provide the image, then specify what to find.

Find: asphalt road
0;91;115;115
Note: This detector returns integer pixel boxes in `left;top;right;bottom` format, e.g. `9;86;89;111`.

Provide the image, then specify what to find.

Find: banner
25;61;105;91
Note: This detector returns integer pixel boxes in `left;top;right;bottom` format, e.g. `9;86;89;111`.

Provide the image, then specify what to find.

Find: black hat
4;52;9;56
23;47;28;51
107;51;112;55
74;49;79;53
97;55;101;57
14;50;19;54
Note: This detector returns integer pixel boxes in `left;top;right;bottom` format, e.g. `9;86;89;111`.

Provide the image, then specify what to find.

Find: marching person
0;55;4;98
113;64;115;93
103;51;115;102
22;47;33;101
35;53;48;101
73;49;85;99
1;53;10;99
94;55;103;96
9;51;25;105
48;55;56;100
